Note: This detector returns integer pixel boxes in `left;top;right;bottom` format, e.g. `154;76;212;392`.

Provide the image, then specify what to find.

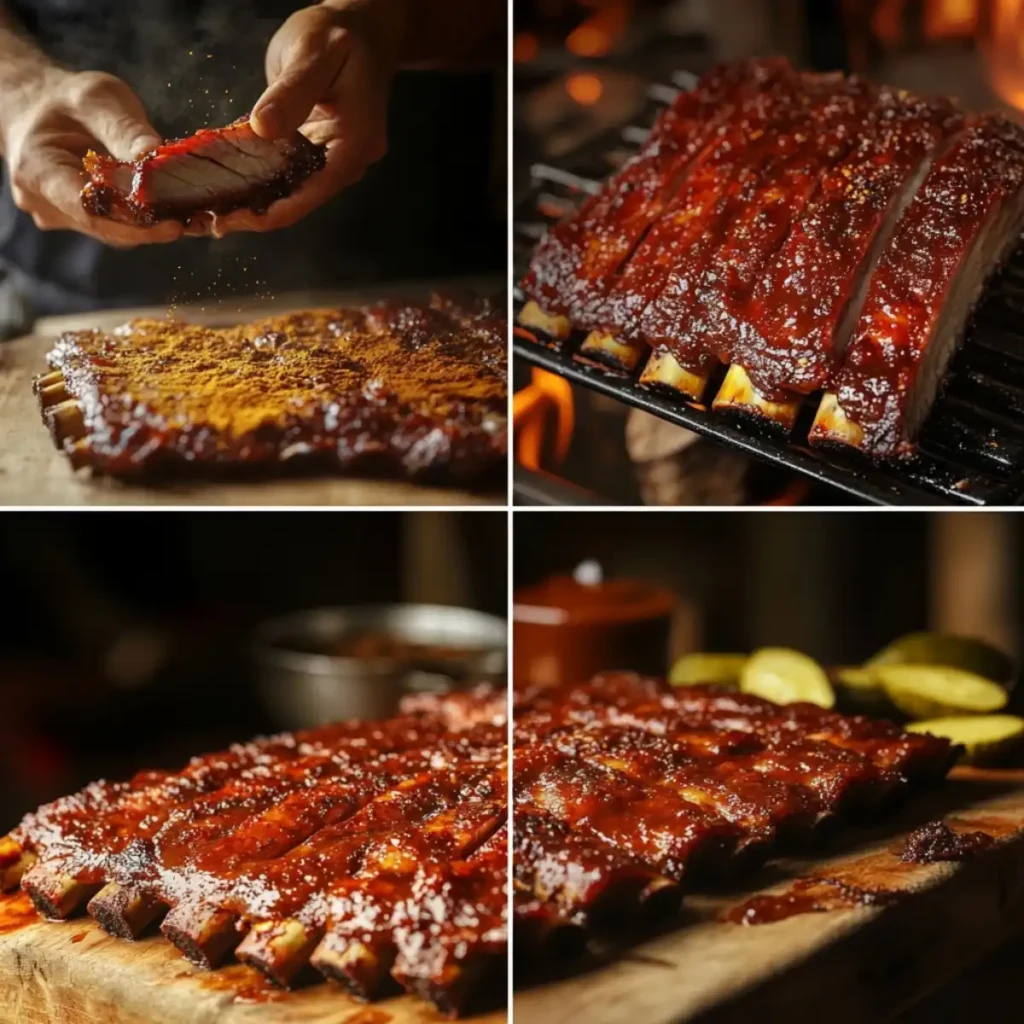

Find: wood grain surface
515;767;1024;1024
0;893;506;1024
0;284;505;507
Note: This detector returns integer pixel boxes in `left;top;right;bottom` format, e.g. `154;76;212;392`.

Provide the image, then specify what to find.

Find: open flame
513;366;575;471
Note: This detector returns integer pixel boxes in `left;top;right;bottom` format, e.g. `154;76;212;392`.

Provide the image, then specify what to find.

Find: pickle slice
876;665;1008;719
740;648;835;709
669;653;747;689
831;666;890;714
906;715;1024;764
867;633;1014;686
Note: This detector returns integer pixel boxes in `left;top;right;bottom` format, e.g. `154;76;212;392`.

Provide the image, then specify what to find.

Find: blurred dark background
0;510;506;832
515;511;1021;665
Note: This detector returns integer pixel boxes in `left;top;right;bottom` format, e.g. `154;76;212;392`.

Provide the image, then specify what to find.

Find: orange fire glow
566;4;629;59
872;0;979;43
513;367;575;471
566;72;604;107
983;0;1024;111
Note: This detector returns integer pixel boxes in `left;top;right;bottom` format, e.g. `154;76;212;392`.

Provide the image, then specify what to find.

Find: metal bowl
252;604;507;729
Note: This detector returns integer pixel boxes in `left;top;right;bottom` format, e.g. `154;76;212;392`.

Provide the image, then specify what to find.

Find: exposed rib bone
88;883;168;939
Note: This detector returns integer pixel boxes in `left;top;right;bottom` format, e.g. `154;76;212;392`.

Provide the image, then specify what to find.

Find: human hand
1;65;184;247
211;0;403;236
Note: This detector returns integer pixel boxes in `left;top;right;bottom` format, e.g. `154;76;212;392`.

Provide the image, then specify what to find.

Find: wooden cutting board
515;767;1024;1024
0;893;506;1024
0;284;505;507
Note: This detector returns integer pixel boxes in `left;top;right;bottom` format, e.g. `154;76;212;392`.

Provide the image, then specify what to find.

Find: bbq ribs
0;687;508;1018
512;674;955;948
33;294;507;483
81;117;326;228
519;58;1024;459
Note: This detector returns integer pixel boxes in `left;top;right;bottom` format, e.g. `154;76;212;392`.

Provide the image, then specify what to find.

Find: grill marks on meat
3;690;508;1016
82;117;326;227
518;58;1024;458
512;674;955;944
813;114;1024;455
33;295;506;484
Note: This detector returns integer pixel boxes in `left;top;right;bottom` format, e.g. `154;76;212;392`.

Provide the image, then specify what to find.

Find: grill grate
513;78;1024;506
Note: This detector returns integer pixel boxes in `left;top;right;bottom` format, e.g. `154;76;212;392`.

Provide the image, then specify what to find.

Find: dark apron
0;0;501;335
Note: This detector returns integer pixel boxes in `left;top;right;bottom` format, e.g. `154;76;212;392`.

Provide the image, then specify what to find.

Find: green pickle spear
907;715;1024;764
669;653;747;689
876;665;1008;719
740;648;835;709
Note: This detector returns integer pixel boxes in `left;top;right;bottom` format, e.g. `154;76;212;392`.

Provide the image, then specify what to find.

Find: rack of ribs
512;673;956;950
1;688;508;1018
33;294;507;484
518;58;1024;459
81;117;326;228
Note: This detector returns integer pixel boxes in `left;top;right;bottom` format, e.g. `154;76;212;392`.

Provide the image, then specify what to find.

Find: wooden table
515;767;1024;1024
0;285;505;506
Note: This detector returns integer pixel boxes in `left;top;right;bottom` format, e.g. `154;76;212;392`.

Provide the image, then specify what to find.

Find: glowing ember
566;4;629;59
566;72;604;107
513;368;575;471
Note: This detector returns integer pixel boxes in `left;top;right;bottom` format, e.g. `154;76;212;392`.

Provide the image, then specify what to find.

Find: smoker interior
513;75;1024;507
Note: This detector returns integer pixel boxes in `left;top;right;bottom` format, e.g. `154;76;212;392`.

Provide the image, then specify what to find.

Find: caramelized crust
4;691;508;1016
521;59;791;328
512;674;955;940
36;295;507;483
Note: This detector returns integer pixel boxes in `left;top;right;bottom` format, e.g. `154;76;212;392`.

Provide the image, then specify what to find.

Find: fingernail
130;136;160;159
251;105;280;138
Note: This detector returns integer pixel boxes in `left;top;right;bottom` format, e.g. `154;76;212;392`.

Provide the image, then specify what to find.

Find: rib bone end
236;918;323;988
639;349;710;400
518;301;572;342
712;364;800;431
579;331;646;372
88;883;167;940
809;392;864;448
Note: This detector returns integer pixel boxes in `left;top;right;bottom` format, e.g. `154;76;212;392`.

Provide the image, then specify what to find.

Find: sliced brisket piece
519;58;792;333
732;90;963;400
811;114;1024;456
639;74;878;384
81;116;326;227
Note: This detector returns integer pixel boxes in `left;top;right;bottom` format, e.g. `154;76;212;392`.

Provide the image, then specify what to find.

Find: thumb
251;21;351;140
79;84;162;161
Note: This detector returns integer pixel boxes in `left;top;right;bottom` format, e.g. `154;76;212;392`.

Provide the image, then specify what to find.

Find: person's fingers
73;72;162;160
251;11;352;140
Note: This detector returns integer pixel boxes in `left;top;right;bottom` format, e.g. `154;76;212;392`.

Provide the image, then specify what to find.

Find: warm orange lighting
513;367;575;471
514;32;539;64
983;0;1024;112
566;72;604;107
871;0;905;45
924;0;978;38
566;4;629;58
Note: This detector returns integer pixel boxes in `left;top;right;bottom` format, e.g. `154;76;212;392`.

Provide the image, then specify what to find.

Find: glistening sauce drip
724;876;901;926
901;820;996;863
0;892;39;935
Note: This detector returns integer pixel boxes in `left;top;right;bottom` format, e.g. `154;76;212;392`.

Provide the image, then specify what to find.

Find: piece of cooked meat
81;116;326;227
517;59;1024;457
512;674;955;946
635;72;877;394
725;91;961;401
32;295;507;483
518;58;792;344
2;691;508;1017
811;114;1024;456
